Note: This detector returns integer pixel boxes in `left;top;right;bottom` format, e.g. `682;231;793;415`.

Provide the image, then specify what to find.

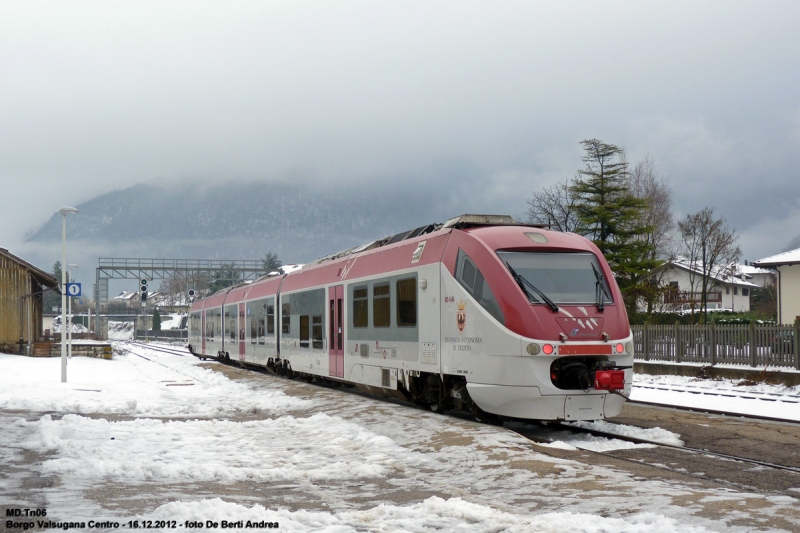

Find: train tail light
594;369;625;391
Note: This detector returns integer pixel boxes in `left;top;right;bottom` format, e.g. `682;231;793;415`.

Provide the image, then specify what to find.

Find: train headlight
615;343;625;353
542;344;554;355
625;341;633;354
526;343;541;355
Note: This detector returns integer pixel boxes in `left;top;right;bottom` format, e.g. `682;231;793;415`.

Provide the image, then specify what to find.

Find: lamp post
68;264;78;360
60;206;78;382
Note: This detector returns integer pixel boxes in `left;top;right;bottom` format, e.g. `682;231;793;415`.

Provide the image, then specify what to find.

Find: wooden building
0;248;58;350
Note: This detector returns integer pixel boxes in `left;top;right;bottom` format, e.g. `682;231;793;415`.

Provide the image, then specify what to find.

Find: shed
0;248;59;349
754;247;800;324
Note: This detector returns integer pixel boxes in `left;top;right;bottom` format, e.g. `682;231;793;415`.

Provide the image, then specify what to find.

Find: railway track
551;421;800;475
629;382;800;424
123;340;190;358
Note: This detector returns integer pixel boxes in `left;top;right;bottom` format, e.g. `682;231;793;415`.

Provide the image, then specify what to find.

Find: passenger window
250;318;257;344
300;315;309;348
456;249;504;325
258;318;265;344
312;315;323;349
353;287;368;328
230;319;236;341
397;278;417;327
373;283;390;327
267;305;275;334
282;303;290;334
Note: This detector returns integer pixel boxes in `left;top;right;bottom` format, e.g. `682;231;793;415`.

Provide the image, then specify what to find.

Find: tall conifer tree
570;139;659;314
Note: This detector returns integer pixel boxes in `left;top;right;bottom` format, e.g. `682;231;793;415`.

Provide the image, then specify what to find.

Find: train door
238;302;246;360
328;285;344;378
201;311;206;354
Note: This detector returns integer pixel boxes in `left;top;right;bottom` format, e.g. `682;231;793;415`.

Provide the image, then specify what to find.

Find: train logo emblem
456;300;466;334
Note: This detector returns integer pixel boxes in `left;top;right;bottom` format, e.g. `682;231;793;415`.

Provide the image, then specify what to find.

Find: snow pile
159;314;185;330
571;420;685;446
108;321;134;340
147;496;709;533
0;352;310;417
52;322;89;334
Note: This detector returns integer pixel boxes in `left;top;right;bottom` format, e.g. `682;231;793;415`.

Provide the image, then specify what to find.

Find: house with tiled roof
754;247;800;324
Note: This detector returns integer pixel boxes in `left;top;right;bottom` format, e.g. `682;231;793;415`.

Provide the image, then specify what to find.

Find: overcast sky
2;1;800;264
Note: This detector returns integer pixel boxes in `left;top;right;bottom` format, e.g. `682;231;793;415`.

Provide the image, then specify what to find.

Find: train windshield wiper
591;262;612;312
505;262;559;312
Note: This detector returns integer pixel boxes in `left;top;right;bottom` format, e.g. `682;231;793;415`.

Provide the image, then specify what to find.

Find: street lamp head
68;263;78;268
60;206;79;215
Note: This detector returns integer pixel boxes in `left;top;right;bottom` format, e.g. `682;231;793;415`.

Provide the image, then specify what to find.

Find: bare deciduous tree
678;207;741;324
524;181;583;233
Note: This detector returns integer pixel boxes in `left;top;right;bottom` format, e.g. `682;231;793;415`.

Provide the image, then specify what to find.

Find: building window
373;283;390;327
312;315;323;349
353;286;368;328
734;287;738;296
397;278;417;327
743;288;749;297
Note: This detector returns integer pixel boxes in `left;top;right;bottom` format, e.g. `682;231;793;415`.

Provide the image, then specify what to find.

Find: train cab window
312;315;323;349
397;278;417;327
300;315;310;348
267;305;275;334
497;251;612;305
282;303;290;334
456;249;504;325
373;283;390;327
353;287;368;328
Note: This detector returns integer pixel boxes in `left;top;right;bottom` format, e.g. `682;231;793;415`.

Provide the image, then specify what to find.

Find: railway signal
188;288;196;301
140;278;148;302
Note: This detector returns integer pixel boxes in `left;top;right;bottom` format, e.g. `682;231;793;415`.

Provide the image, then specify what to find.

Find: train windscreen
497;251;613;305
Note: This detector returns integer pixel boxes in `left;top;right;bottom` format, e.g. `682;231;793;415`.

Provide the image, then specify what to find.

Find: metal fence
632;322;800;369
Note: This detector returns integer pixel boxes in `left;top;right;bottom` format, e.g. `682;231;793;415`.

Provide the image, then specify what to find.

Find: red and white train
188;214;632;422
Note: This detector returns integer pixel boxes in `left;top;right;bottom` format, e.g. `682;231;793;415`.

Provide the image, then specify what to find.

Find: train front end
440;221;633;421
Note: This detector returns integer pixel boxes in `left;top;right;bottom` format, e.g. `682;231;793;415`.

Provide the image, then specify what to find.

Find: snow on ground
0;349;309;417
1;345;797;532
631;373;800;422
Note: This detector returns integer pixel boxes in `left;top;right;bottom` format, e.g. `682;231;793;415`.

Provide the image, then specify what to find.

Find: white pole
59;206;78;383
68;284;72;359
68;264;78;359
61;213;67;381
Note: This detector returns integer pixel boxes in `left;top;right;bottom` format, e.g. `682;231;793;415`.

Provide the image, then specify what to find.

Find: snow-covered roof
113;291;139;300
754;247;800;267
663;258;760;288
736;263;776;276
